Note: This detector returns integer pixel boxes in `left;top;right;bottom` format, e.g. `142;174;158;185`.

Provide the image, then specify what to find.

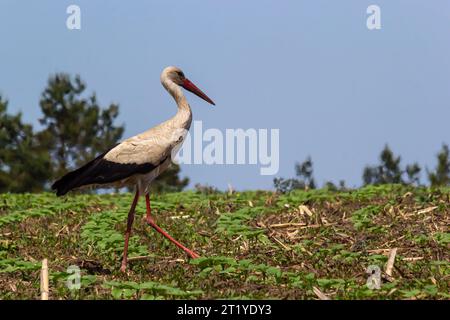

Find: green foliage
190;256;237;269
81;209;148;260
346;184;406;201
0;193;105;227
0;75;190;193
274;156;316;193
363;145;405;185
363;144;450;187
295;156;316;189
215;207;266;238
194;183;219;195
38;73;124;179
323;180;347;192
104;280;203;299
0;96;51;192
0;258;40;273
276;144;449;191
433;232;450;246
190;256;283;284
406;163;421;185
428;144;450;187
276;188;338;206
0;187;448;299
351;205;382;231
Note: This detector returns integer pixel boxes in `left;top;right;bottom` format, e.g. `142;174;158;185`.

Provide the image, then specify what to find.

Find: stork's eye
177;71;185;78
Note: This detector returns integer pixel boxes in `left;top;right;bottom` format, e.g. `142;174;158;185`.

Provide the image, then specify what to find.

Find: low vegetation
0;185;448;300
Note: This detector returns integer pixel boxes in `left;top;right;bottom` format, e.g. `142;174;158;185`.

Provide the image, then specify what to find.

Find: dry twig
40;259;49;300
313;286;331;300
385;248;398;277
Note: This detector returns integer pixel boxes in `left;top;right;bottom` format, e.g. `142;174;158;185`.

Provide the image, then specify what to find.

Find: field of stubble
0;185;448;300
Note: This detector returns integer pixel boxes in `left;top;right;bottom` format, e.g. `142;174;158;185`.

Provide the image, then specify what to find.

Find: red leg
145;193;200;259
145;192;152;221
120;190;140;273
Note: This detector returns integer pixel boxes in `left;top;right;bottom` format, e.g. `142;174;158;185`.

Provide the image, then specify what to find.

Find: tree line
1;74;448;194
274;144;450;193
0;74;188;193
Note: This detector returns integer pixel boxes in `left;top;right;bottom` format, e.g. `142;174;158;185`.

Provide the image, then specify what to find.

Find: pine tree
428;144;450;187
274;156;316;193
378;145;403;183
363;145;404;185
295;156;316;189
0;96;51;192
38;74;124;179
405;163;421;185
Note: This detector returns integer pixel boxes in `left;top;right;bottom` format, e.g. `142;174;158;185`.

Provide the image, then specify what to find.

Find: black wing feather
51;146;160;196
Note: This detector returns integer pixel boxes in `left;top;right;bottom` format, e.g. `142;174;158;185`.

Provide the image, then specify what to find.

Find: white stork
52;66;215;272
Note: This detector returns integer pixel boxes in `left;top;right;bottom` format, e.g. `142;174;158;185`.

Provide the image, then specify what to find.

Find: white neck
161;76;192;130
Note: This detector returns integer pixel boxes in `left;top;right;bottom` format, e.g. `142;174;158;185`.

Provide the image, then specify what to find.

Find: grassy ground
0;184;448;300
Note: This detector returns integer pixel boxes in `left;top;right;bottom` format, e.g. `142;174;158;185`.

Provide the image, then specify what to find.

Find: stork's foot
186;250;200;259
120;259;129;273
145;217;201;260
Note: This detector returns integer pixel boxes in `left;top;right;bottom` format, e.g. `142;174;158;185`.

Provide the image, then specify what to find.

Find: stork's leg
120;190;140;273
145;193;200;259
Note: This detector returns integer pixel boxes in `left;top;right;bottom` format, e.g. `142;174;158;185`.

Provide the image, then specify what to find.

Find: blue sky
1;1;449;190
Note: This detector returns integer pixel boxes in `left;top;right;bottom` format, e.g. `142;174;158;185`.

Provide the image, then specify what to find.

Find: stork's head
161;66;215;105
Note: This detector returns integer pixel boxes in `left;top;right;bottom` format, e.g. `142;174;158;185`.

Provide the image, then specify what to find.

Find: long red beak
181;79;215;106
